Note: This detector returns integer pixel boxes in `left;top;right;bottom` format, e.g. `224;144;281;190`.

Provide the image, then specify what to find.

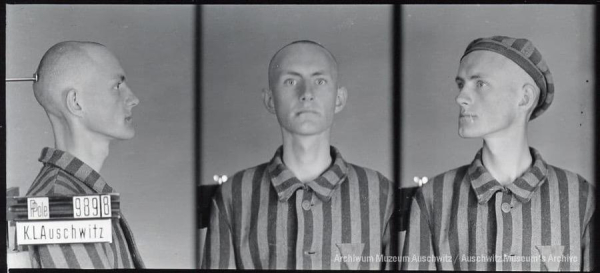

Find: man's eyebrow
280;70;330;77
311;71;330;77
469;74;483;80
455;74;483;82
280;71;302;77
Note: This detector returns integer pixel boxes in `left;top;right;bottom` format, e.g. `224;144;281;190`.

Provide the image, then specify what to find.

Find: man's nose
455;88;470;106
127;88;140;107
299;82;314;101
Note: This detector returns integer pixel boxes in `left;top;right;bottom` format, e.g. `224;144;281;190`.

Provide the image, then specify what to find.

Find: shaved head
475;51;541;116
33;41;108;117
268;40;338;89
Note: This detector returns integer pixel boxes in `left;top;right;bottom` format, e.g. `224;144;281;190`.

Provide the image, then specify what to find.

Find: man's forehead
457;50;515;75
457;50;535;87
271;44;336;71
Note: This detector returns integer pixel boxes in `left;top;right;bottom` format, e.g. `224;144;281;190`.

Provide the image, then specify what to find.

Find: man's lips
296;109;319;115
459;113;477;123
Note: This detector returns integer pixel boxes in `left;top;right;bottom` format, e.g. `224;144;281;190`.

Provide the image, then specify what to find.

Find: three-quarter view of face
80;45;140;141
265;42;346;136
455;50;535;139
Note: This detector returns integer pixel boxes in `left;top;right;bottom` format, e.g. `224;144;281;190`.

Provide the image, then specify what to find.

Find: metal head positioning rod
6;73;38;82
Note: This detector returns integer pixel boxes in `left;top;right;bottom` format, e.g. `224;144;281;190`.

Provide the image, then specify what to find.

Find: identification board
16;219;113;245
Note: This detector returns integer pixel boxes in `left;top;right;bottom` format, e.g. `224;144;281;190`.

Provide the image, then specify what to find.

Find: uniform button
302;200;312;211
501;202;511;213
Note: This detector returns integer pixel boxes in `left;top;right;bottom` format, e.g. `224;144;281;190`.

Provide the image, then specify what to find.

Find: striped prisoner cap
461;36;554;120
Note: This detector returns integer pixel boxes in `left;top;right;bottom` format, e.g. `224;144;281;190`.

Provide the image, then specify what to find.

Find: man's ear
262;88;276;114
65;89;84;117
518;83;538;113
334;86;348;114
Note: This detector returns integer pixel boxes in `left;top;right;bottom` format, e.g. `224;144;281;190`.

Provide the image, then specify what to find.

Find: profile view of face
455;50;523;139
268;43;344;136
80;46;139;140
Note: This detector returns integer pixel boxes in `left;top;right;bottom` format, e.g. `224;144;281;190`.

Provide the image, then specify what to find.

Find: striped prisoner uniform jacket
25;147;144;269
402;147;595;271
202;146;394;269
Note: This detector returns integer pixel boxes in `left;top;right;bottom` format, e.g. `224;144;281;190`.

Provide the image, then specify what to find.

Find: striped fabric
25;147;144;269
402;147;595;271
461;36;554;120
202;146;394;269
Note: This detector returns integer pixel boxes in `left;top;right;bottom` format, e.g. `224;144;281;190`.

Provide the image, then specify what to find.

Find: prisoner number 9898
73;195;111;218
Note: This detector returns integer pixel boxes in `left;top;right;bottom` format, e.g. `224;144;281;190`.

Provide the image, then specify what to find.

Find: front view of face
269;43;342;136
455;50;523;139
80;46;139;141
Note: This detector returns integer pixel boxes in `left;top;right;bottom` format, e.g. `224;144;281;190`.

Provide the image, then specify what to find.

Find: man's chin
282;124;328;137
458;129;478;139
124;131;135;140
114;130;135;140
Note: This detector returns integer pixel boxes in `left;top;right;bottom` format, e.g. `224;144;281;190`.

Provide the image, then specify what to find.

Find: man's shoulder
27;165;89;197
544;164;596;214
546;163;595;190
231;162;270;183
419;164;471;193
346;163;384;175
431;164;471;184
346;163;394;190
27;165;59;196
217;162;271;194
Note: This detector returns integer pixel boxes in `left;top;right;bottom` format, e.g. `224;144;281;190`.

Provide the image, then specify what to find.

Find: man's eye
284;79;296;86
476;80;487;88
115;82;122;89
316;79;327;85
456;82;464;90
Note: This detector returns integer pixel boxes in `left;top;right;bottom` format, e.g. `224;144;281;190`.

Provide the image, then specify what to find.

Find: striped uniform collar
38;147;114;194
468;147;548;204
267;145;349;202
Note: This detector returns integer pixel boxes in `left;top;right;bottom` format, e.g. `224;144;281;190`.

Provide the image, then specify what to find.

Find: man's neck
281;131;332;183
481;130;532;186
53;124;110;173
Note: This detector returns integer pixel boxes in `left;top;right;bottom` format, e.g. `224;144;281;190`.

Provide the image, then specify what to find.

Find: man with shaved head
402;36;595;271
25;41;143;268
203;40;394;269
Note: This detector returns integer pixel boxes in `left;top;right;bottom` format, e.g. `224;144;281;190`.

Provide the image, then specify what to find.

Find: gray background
401;5;595;188
201;5;393;185
200;5;393;264
6;5;195;268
